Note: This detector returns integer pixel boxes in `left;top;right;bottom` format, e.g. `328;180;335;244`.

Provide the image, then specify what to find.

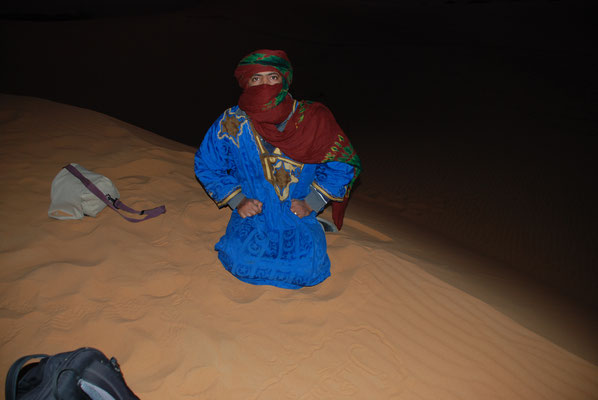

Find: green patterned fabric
321;132;362;193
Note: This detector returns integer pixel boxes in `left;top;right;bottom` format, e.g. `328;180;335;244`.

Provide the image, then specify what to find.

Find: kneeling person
194;49;361;289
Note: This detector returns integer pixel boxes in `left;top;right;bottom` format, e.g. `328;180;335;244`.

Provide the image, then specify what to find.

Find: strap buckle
106;194;119;208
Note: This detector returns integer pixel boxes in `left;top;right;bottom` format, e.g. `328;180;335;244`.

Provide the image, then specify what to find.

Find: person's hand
237;198;262;218
291;199;312;218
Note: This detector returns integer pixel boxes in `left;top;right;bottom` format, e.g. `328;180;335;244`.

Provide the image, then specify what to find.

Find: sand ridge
1;95;597;399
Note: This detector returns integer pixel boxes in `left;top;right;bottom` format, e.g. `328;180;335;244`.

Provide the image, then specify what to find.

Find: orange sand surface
1;94;597;399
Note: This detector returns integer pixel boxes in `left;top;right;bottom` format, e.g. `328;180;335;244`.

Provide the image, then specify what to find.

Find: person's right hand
237;198;263;218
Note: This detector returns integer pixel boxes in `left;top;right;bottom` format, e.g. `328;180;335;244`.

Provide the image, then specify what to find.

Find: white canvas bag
48;163;165;222
49;163;119;220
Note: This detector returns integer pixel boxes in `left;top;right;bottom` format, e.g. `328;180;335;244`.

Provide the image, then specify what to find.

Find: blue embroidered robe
195;105;354;289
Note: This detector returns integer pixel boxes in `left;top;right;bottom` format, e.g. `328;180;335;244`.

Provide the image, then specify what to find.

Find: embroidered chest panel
253;129;303;201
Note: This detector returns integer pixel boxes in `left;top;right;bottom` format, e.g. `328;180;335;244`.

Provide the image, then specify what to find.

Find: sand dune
1;94;597;399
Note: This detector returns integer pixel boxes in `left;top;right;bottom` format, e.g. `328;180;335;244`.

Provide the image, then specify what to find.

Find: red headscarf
234;49;292;89
234;50;361;229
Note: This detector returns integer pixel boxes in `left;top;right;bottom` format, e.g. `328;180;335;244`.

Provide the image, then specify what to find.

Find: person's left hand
291;199;312;218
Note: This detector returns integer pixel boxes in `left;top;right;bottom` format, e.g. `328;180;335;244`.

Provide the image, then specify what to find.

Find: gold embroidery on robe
217;109;247;147
222;117;240;137
253;128;303;201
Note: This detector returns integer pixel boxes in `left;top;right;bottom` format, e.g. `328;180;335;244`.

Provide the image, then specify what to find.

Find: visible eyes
250;73;280;81
248;72;282;86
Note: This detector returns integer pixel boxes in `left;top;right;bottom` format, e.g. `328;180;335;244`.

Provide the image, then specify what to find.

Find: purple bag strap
64;164;166;223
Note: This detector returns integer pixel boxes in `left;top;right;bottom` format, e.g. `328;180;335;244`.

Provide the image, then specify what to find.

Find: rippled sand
1;95;596;399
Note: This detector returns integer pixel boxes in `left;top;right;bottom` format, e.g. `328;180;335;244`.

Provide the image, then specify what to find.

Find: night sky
1;0;596;308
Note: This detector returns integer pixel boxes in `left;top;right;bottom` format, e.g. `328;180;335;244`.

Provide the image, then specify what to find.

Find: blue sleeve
312;161;355;202
194;115;242;207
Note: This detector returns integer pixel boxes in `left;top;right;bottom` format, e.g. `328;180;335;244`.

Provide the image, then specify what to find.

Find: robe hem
232;273;330;289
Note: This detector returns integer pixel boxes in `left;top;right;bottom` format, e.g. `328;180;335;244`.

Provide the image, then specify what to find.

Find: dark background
1;0;597;309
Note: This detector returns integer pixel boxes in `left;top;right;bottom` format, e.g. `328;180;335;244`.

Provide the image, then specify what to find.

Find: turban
234;49;293;89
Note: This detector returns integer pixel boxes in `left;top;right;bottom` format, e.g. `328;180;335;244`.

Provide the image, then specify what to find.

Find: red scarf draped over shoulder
234;50;361;230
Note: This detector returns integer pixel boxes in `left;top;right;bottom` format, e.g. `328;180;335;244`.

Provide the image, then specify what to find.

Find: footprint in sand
220;282;266;304
180;201;228;233
42;301;102;331
142;268;190;298
305;243;371;301
117;175;152;185
319;329;406;397
125;341;181;393
103;297;148;322
179;366;220;396
150;236;169;247
0;318;23;346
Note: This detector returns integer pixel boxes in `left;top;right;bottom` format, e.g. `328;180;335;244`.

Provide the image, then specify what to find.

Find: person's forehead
251;71;281;76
